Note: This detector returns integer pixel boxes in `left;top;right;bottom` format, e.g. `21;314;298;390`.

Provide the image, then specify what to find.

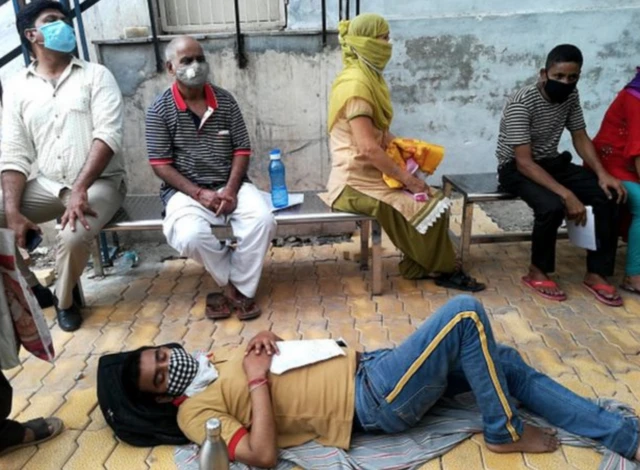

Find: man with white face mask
146;36;276;321
0;0;126;332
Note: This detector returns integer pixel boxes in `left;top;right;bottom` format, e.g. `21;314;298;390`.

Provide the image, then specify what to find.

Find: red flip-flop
521;277;567;301
583;282;623;307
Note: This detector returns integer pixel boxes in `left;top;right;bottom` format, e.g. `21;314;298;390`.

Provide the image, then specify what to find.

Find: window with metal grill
158;0;286;34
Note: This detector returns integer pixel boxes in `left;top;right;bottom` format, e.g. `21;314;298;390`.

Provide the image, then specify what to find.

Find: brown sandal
229;297;262;321
205;293;232;320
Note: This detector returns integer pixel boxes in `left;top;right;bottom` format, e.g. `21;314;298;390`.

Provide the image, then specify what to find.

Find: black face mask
544;76;577;103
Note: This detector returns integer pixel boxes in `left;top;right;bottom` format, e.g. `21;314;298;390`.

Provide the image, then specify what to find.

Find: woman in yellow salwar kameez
324;13;484;291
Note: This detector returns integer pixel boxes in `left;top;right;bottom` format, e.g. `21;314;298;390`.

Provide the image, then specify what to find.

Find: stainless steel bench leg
359;220;370;271
371;221;382;295
92;236;104;277
460;197;474;270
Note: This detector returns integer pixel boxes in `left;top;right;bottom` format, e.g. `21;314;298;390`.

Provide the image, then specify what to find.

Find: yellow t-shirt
177;345;358;451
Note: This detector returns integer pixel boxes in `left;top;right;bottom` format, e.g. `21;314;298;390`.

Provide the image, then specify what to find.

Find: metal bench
442;172;566;268
84;191;383;299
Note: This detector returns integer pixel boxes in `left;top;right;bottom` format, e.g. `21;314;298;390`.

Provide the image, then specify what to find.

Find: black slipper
0;417;64;456
435;271;486;292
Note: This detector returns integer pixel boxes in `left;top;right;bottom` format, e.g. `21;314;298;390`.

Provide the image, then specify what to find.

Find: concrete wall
2;0;640;198
95;0;640;197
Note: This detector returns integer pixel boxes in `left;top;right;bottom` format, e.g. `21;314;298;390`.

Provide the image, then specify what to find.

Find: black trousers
498;153;620;276
0;370;25;452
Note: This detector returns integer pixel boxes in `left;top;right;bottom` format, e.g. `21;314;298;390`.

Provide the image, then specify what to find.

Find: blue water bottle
269;149;288;208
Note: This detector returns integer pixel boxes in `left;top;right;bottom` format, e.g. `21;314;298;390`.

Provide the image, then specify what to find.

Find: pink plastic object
404;190;429;202
405;158;419;174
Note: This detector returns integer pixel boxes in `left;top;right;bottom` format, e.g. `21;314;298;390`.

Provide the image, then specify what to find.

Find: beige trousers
0;176;126;309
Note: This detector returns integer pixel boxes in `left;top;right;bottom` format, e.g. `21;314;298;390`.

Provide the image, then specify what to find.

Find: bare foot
523;265;565;299
486;424;559;454
622;275;640;293
584;272;622;303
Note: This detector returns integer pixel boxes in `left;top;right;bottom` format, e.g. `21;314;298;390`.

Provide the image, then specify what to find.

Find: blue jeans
354;295;639;458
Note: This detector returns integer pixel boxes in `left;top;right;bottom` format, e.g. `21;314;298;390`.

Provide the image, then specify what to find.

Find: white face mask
175;61;210;88
183;352;218;397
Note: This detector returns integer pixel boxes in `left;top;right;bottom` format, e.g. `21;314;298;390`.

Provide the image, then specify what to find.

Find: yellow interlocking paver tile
387;322;416;345
182;319;215;352
0;446;37;470
598;324;640;355
172;275;201;295
342;276;369;296
21;429;80;470
105;442;151;470
524;448;572;469
536;326;578;354
42;354;87;391
135;298;170;324
124;322;161;350
147;279;177;296
417;458;442;469
108;300;143;323
356;323;392;351
60;328;102;357
316;261;341;278
9;358;53;393
146;445;177;470
86;405;108;431
301;328;332;339
518;345;574;378
8;391;30;420
493;310;542;344
270;281;298;303
295;300;324;320
154;322;188;345
375;296;404;316
562;446;603;470
294;279;320;298
3;364;22;381
63;428;117;470
349;297;381;323
55;387;98;430
16;389;65;423
79;304;114;328
441;438;483;470
317;278;345;296
93;324;135;355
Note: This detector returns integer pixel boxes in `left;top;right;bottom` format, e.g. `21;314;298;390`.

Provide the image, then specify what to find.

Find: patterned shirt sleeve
91;65;124;154
0;78;36;176
229;95;251;157
501;101;532;147
146;102;174;166
566;91;587;132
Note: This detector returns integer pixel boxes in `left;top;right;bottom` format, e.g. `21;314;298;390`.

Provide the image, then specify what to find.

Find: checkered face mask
167;347;199;396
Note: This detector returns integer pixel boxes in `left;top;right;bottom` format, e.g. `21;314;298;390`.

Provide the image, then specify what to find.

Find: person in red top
593;67;640;293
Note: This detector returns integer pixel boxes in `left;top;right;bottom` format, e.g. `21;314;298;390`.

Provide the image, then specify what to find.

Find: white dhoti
163;183;276;298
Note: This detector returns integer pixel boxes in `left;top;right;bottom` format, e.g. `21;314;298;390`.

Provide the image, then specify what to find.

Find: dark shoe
56;304;82;332
435;270;486;292
31;284;56;309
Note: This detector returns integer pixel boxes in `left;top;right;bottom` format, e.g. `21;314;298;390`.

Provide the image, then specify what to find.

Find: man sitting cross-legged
120;296;640;468
496;44;627;306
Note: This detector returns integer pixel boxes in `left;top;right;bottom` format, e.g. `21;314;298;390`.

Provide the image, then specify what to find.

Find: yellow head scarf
327;13;393;132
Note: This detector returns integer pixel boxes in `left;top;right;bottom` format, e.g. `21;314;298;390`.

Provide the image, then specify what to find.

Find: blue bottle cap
269;149;281;160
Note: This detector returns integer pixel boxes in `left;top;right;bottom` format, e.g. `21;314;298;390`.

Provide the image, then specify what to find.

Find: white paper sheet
566;206;597;251
270;339;346;375
259;190;304;212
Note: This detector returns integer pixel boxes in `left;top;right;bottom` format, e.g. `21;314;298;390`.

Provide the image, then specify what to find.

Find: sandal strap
22;418;52;441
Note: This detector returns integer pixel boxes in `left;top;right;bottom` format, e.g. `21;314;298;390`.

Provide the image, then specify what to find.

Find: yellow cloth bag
383;138;445;189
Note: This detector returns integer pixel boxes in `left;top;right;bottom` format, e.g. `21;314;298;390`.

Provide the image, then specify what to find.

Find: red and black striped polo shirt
146;82;252;205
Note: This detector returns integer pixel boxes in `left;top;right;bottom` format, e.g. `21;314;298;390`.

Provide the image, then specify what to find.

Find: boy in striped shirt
496;44;626;306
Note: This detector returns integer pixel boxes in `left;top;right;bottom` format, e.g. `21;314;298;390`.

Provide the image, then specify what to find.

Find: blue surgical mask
39;20;77;53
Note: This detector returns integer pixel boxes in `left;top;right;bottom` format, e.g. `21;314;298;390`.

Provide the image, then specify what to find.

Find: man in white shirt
0;0;127;331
